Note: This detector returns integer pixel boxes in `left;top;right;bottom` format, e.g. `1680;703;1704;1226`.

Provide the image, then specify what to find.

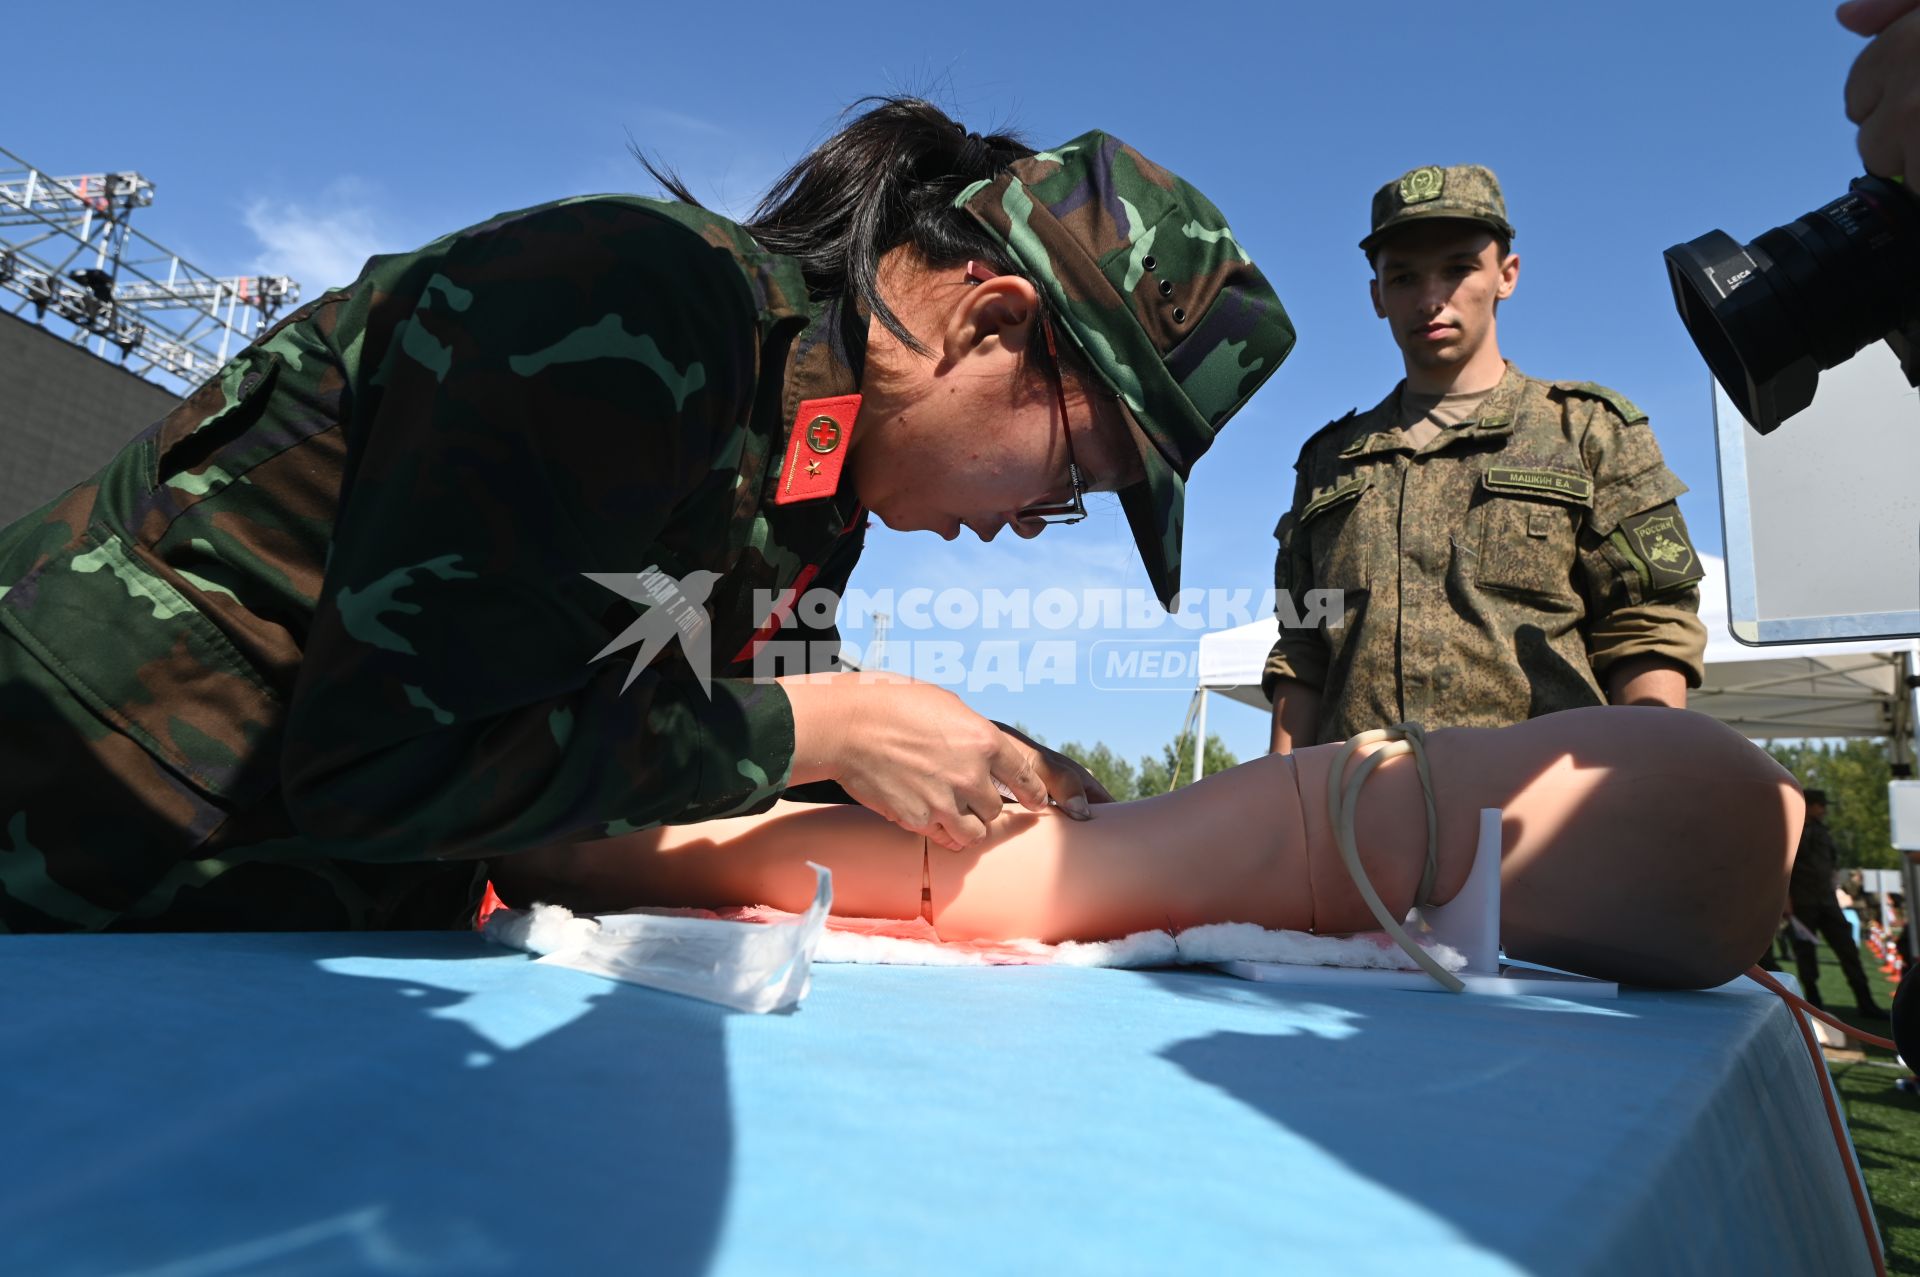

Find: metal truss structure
0;143;298;390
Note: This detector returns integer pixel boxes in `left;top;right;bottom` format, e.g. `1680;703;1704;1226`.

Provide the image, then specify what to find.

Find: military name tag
1483;467;1593;504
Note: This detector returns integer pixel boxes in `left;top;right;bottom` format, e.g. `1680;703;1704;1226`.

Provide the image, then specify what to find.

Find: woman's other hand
990;720;1113;816
780;673;1067;850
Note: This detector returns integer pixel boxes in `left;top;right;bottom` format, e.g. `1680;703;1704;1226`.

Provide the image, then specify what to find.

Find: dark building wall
0;310;183;525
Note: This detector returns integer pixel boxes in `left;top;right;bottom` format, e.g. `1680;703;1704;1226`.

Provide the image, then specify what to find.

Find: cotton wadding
489;901;1465;973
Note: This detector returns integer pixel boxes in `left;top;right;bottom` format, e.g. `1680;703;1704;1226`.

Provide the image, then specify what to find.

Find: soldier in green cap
0;97;1294;932
1265;163;1705;751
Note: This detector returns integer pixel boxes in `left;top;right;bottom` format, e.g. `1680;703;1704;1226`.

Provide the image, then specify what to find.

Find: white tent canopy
1194;554;1919;750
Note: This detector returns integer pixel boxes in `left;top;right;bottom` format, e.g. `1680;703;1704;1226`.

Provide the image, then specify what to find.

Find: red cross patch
774;394;861;506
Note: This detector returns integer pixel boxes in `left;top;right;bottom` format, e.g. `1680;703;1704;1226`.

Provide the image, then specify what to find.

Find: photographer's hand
1839;0;1920;181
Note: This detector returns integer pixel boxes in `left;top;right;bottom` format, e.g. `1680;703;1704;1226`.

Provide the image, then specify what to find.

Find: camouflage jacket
1263;364;1707;743
0;195;869;930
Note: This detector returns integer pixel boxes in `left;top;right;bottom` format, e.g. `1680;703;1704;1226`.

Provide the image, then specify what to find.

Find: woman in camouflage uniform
0;98;1293;931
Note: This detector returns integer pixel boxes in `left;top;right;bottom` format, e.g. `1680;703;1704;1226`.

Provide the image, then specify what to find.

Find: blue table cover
0;933;1873;1275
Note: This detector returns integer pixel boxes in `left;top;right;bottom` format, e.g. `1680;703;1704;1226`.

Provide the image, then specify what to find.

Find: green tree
1060;732;1243;801
1766;739;1898;869
1134;732;1241;796
1058;740;1138;802
1135;749;1174;798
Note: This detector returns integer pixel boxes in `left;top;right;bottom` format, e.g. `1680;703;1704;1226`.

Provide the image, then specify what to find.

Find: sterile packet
484;862;833;1013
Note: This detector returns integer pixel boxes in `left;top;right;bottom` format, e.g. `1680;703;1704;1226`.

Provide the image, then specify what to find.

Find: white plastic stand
1220;808;1619;998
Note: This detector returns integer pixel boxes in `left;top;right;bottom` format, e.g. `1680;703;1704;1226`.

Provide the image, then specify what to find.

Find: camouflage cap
1360;164;1516;254
955;133;1296;607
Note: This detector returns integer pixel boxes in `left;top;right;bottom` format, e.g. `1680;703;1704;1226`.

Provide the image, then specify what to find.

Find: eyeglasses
965;261;1087;527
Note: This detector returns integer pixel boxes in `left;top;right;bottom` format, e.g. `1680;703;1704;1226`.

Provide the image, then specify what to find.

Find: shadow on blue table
4;932;736;1276
1139;968;1860;1275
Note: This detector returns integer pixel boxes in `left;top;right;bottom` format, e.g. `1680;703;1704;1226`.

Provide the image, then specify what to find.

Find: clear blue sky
7;0;1875;766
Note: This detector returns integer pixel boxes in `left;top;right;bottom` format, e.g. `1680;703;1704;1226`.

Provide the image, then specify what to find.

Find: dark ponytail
643;97;1034;354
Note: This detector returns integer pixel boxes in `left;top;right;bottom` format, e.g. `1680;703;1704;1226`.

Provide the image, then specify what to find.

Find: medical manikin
495;707;1800;988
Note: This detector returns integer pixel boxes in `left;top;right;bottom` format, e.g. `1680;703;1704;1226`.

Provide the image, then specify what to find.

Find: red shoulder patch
774;394;862;505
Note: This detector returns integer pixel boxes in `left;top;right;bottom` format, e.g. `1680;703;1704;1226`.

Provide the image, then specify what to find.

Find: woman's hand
990;720;1114;813
1839;0;1920;181
780;673;1067;850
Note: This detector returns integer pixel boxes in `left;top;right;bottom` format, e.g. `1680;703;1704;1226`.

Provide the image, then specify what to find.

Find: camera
1663;175;1920;435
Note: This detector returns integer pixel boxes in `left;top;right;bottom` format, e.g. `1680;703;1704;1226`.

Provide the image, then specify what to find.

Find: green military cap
956;133;1296;608
1360;163;1516;254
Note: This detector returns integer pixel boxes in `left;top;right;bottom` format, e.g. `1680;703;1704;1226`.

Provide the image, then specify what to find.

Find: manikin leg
495;708;1802;988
